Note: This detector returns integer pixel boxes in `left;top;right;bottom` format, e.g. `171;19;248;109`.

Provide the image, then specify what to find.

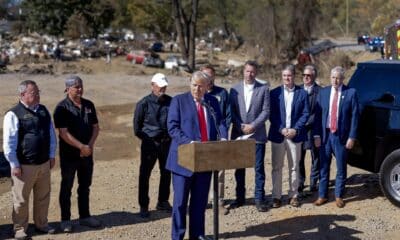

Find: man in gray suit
229;60;270;212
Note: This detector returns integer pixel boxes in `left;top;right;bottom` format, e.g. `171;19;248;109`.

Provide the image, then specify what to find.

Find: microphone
201;100;220;140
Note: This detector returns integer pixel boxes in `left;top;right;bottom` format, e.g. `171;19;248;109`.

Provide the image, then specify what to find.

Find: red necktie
197;102;208;142
330;89;338;133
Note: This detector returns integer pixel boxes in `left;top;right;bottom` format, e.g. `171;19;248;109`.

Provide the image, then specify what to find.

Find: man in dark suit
200;65;230;207
166;71;228;240
229;60;270;212
313;66;359;208
268;64;309;208
298;65;321;193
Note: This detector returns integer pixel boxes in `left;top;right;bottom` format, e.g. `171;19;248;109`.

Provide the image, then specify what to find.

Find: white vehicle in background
164;55;186;70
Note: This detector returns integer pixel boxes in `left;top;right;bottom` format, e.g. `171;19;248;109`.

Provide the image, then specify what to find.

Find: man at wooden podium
166;71;228;240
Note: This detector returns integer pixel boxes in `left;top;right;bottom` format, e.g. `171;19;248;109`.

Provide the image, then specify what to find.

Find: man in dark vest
3;80;57;240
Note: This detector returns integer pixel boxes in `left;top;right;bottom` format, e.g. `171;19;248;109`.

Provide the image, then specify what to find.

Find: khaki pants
11;161;51;232
271;139;302;199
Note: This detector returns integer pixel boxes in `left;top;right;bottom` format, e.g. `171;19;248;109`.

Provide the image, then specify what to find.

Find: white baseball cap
151;73;168;87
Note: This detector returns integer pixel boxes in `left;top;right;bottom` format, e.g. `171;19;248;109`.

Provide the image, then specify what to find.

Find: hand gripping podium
178;139;256;240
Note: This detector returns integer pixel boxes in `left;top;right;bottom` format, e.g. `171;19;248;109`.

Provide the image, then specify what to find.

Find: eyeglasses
26;90;41;96
302;74;312;78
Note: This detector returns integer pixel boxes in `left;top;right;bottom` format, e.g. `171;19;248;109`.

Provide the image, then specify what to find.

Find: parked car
347;59;400;207
365;36;384;52
143;55;164;68
151;42;164;52
357;34;370;44
164;55;186;69
126;50;149;64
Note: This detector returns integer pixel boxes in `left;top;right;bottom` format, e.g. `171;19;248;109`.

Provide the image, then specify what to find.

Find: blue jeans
235;143;266;202
318;132;348;198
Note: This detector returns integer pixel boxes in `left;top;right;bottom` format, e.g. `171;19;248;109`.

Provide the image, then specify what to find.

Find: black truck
347;59;400;207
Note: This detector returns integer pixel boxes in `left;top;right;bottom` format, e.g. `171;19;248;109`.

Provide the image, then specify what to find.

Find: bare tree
172;0;199;72
286;0;318;59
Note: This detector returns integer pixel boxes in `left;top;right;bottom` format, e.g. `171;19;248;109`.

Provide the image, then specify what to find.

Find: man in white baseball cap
151;73;169;88
133;73;172;218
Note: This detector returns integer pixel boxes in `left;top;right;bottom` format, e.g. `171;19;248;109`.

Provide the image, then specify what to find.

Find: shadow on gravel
343;173;383;204
220;214;362;239
295;173;383;205
0;210;172;239
51;210;172;234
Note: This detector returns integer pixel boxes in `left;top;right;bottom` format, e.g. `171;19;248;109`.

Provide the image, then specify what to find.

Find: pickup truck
347;59;400;207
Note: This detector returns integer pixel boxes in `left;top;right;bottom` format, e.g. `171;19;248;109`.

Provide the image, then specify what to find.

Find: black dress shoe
309;185;318;192
229;200;244;209
140;207;150;218
255;202;268;212
156;201;172;211
272;198;282;208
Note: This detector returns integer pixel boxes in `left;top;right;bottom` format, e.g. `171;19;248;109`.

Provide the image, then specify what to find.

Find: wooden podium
178;139;256;172
178;139;256;240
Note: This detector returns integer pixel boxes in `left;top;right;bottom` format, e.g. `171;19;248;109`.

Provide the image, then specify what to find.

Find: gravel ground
1;58;400;239
1;154;400;240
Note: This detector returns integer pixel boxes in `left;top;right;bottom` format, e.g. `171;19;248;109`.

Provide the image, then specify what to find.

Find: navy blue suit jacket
314;85;359;144
166;92;228;177
301;83;321;149
208;85;231;127
268;85;309;143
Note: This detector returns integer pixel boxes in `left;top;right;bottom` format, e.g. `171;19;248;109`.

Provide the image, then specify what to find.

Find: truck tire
379;150;400;207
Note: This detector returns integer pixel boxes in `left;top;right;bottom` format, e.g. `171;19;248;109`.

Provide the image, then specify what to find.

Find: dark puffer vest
10;102;51;165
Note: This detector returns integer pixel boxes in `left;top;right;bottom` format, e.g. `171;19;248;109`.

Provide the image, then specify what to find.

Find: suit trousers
299;144;320;189
235;143;266;203
171;172;211;240
271;139;302;199
11;161;51;232
318;131;348;198
59;156;93;221
139;138;171;208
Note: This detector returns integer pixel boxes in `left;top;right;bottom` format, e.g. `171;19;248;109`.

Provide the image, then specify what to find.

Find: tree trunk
172;0;198;72
188;0;198;72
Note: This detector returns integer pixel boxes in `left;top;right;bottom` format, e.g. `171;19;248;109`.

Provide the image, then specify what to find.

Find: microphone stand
202;100;220;240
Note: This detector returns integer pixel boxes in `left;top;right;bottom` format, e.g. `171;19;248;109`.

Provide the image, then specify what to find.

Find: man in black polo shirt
53;76;100;232
133;73;172;218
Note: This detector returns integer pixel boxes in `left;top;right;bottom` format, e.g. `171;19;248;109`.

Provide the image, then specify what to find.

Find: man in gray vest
3;80;57;240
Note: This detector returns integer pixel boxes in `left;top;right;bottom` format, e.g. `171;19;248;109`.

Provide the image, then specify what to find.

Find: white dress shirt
284;86;295;128
304;84;314;94
3;102;57;168
243;82;254;112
